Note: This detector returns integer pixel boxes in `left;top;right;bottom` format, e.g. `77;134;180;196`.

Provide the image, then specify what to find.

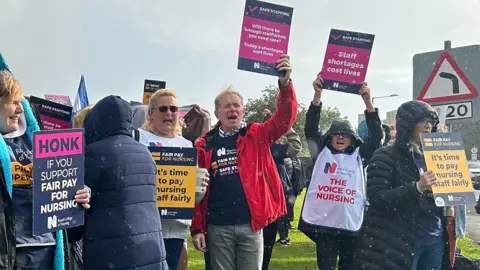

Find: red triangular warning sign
417;51;478;103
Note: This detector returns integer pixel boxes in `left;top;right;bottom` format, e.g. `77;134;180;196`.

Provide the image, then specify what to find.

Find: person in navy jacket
68;95;167;270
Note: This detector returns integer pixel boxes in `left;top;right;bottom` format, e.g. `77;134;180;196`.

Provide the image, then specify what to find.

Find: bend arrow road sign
413;45;480;123
417;51;478;103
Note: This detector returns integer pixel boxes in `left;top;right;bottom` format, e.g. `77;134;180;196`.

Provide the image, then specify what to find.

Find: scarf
219;122;247;138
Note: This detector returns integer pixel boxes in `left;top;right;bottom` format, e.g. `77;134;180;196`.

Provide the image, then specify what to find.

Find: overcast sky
1;0;479;125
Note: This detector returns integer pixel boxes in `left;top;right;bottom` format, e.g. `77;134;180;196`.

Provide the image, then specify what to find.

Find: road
466;191;480;244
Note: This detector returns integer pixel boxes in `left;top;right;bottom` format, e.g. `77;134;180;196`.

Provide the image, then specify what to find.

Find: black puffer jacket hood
84;95;133;145
322;120;363;151
394;100;438;151
382;124;391;146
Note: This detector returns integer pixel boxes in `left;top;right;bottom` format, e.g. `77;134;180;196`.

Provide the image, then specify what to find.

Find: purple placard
320;29;375;94
237;0;293;77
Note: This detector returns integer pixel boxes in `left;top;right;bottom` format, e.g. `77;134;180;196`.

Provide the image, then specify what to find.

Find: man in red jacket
191;54;297;270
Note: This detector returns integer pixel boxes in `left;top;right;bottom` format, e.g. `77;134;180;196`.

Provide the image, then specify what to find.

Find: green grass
185;192;480;269
458;236;480;260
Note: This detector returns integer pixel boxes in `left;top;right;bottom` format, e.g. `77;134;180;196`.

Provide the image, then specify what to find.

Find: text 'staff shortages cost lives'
238;0;293;77
420;132;477;206
29;96;73;130
143;79;166;105
321;29;375;95
32;129;85;235
149;147;197;219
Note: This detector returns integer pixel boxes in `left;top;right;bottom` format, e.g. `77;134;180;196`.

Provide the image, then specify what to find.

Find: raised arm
259;55;298;144
359;109;382;161
305;76;324;161
357;83;383;161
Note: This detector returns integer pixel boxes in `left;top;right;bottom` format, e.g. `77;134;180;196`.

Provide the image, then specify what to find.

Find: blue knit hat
357;120;369;141
0;53;11;73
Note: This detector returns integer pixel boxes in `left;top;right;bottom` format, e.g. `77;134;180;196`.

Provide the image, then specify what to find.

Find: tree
451;121;480;157
244;84;343;157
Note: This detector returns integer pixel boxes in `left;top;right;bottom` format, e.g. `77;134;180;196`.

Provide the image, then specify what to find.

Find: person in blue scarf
0;65;90;269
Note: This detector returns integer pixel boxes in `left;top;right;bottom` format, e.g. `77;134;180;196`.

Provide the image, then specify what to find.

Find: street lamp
372;94;398;104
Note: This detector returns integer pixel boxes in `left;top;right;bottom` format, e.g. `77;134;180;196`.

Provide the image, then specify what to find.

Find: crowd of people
0;53;478;270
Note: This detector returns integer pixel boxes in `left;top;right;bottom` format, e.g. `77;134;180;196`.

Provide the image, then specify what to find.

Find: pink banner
34;130;83;159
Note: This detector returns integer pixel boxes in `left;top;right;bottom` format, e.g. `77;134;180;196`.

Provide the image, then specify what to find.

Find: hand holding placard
417;170;437;193
277;54;292;88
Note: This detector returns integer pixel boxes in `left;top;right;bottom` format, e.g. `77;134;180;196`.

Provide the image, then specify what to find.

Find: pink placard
239;16;290;64
34;131;83;159
321;44;372;84
320;29;375;94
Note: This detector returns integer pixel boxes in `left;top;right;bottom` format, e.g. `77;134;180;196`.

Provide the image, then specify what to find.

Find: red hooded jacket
190;80;298;235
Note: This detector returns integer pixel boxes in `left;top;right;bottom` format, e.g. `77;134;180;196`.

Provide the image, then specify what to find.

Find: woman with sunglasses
298;75;383;270
139;89;209;270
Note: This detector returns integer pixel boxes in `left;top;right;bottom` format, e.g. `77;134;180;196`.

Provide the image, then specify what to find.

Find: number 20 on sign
433;101;472;121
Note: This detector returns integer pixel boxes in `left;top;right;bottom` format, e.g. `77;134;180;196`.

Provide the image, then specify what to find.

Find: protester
358;121;392;147
0;70;90;270
284;155;307;230
72;105;93;130
191;54;297;270
351;100;451;270
299;75;382;270
262;121;302;270
70;95;168;269
132;102;211;270
138;89;209;270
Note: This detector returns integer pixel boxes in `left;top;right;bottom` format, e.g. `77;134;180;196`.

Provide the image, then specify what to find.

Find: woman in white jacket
138;88;208;270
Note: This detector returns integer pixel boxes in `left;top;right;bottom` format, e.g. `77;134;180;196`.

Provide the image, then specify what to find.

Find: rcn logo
47;215;58;230
217;147;226;157
253;62;260;69
324;162;337;174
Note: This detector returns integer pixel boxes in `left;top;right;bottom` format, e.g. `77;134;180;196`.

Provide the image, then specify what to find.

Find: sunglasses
154;106;178;113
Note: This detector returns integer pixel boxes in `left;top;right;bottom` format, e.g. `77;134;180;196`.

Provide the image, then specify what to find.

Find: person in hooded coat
298;76;382;270
74;95;167;270
351;100;451;270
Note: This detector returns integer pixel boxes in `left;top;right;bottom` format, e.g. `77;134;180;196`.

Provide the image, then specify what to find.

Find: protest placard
143;79;166;105
32;129;84;235
420;132;477;206
29;96;73;130
149;146;197;219
237;0;293;77
44;94;72;106
320;29;375;94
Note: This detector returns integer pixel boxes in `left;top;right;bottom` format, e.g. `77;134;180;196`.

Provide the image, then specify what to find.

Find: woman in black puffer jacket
351;100;452;270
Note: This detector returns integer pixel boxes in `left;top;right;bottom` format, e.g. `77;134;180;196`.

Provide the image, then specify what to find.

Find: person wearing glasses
351;101;451;270
139;89;209;270
299;75;382;270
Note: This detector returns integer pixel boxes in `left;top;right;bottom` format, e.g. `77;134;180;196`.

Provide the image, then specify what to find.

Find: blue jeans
164;238;185;270
411;242;445;270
